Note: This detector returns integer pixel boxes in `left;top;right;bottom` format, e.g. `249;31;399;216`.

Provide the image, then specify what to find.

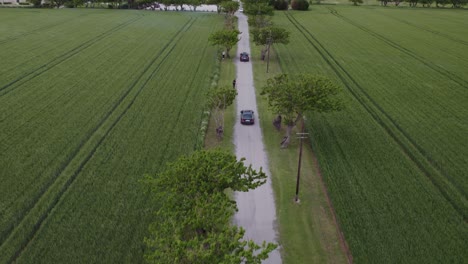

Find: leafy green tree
27;0;42;7
261;74;344;148
221;0;240;15
405;0;419;7
206;85;237;136
243;2;274;15
143;150;276;264
208;29;241;58
349;0;363;5
251;26;289;60
435;0;449;6
450;0;467;7
273;0;288;10
420;0;433;6
50;0;67;7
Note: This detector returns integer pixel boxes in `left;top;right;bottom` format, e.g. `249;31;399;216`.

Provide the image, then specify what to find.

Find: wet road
233;9;282;264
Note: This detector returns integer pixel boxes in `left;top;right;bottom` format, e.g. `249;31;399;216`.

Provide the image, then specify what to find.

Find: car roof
241;52;249;55
241;110;254;113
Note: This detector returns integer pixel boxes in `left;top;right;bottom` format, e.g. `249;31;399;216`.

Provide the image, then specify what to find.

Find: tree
251;26;290;60
206;85;237;138
243;2;274;15
220;1;239;29
143;150;277;264
221;0;240;15
50;0;67;7
27;0;42;7
435;0;450;7
261;74;344;148
208;29;241;59
420;0;434;6
349;0;363;5
291;0;310;9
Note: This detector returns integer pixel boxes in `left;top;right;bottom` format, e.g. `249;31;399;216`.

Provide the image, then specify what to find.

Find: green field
267;6;468;263
0;9;222;263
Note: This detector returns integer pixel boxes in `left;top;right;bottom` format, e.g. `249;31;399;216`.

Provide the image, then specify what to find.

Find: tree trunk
273;115;282;131
281;124;293;148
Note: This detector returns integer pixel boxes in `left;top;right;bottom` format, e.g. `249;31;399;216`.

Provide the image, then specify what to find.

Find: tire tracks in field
0;14;144;97
0;13;89;46
284;12;467;220
372;10;468;47
0;17;197;263
328;8;468;90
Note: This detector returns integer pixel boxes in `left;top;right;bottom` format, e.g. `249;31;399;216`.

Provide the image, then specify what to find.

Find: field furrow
272;8;467;263
0;10;223;262
283;12;467;219
0;15;143;96
1;18;195;258
9;14;219;263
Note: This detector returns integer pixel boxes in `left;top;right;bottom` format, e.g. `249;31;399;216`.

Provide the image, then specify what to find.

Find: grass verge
250;44;349;263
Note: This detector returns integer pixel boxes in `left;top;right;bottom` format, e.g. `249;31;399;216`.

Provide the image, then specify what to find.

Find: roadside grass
204;52;237;151
249;41;348;263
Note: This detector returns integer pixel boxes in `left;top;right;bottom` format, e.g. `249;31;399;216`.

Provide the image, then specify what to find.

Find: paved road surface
233;10;282;264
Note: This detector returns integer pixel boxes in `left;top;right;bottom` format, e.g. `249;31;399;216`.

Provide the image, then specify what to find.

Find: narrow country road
233;10;282;264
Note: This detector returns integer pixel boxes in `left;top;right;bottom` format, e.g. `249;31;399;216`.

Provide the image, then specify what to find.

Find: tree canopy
251;26;290;47
220;0;240;15
261;74;344;148
206;85;237;135
143;150;276;263
208;29;241;58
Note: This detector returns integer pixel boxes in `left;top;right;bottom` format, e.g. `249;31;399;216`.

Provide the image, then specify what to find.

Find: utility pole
295;116;308;203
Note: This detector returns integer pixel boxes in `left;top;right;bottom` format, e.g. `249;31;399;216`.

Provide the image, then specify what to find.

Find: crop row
0;10;221;262
273;7;467;263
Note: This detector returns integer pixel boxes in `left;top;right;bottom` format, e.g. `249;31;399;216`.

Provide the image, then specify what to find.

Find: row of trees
143;4;279;262
349;0;466;7
377;0;467;7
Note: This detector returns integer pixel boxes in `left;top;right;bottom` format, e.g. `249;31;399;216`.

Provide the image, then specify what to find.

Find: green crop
0;9;222;263
270;7;468;263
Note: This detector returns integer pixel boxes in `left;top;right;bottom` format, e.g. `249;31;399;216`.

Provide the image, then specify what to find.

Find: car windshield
242;114;253;119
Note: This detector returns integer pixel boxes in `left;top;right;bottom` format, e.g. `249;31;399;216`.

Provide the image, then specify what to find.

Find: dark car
240;52;250;62
240;110;255;125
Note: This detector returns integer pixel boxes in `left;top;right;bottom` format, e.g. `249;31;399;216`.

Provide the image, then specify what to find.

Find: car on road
240;52;249;62
240;110;255;125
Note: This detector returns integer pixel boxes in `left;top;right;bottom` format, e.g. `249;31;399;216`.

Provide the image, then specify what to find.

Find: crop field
0;9;221;263
270;6;468;263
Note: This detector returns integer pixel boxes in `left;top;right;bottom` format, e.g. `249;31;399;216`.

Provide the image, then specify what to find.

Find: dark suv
240;110;255;125
240;52;250;62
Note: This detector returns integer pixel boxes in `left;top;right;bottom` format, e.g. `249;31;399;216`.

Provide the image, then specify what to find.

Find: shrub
291;0;309;10
273;0;288;9
64;1;75;7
